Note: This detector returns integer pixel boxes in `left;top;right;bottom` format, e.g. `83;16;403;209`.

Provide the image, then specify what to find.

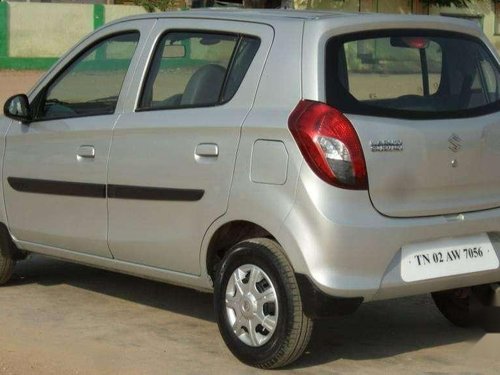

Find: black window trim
135;29;261;113
218;36;243;104
30;30;141;124
326;29;500;120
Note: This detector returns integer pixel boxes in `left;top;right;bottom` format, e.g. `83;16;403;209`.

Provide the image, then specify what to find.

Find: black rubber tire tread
214;237;313;369
431;290;473;328
0;250;15;285
245;238;313;368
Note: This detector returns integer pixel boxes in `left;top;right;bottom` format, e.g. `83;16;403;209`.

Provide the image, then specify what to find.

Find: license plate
401;233;499;282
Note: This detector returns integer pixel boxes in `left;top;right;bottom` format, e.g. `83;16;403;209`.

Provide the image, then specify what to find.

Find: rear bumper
278;165;500;302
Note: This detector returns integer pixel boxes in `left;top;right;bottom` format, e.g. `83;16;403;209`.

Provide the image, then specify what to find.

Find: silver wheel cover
224;264;279;347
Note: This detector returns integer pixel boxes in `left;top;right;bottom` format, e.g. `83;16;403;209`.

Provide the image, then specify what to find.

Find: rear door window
326;30;500;119
138;32;260;110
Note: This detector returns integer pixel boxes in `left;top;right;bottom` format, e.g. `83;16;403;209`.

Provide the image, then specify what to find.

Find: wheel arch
204;220;276;281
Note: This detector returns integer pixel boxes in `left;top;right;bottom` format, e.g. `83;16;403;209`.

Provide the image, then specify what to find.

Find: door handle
195;143;219;157
77;145;95;159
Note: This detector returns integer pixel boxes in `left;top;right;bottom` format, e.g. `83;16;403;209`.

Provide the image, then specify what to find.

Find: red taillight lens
288;100;368;190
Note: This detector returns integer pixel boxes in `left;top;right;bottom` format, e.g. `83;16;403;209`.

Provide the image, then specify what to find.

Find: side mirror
3;94;32;124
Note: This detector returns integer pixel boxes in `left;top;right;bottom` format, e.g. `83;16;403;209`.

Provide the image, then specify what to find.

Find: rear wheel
432;288;474;327
214;238;313;369
431;284;498;328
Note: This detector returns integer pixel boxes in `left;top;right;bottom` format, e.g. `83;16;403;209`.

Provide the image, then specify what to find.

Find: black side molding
108;184;204;201
295;273;363;319
7;177;204;202
8;177;106;198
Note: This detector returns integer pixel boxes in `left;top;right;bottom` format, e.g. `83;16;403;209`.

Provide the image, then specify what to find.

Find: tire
0;243;15;286
431;288;474;327
214;238;313;369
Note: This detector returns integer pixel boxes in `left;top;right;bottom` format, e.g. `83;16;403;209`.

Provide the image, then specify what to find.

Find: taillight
288;100;368;190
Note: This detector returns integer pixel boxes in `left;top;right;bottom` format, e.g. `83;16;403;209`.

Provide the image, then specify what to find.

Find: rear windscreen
326;30;500;119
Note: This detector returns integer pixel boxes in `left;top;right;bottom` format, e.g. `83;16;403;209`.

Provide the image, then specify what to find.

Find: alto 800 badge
370;140;403;152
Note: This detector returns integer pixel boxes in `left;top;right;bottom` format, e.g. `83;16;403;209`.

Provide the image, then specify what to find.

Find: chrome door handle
77;145;95;159
195;143;219;157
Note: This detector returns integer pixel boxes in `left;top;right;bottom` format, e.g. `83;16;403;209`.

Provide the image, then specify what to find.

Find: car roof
120;9;357;22
108;9;482;36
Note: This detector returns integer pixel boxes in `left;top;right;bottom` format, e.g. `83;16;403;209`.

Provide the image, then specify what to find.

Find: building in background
5;1;129;3
0;0;500;71
7;0;498;33
293;0;500;51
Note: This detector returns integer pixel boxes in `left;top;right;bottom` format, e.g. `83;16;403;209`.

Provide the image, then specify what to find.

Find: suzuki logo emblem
448;134;462;153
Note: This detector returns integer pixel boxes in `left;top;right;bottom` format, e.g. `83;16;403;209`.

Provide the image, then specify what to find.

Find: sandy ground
1;70;500;374
0;255;499;375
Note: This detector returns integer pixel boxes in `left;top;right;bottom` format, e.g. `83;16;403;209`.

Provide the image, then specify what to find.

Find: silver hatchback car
2;9;500;369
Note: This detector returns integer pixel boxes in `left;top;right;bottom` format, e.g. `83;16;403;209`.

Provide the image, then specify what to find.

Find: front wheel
214;238;313;369
0;245;15;286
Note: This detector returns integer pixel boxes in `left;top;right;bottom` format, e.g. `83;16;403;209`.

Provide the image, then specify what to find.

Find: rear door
325;29;500;217
107;19;273;274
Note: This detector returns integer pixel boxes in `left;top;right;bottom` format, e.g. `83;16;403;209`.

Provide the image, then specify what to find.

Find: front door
4;25;146;257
